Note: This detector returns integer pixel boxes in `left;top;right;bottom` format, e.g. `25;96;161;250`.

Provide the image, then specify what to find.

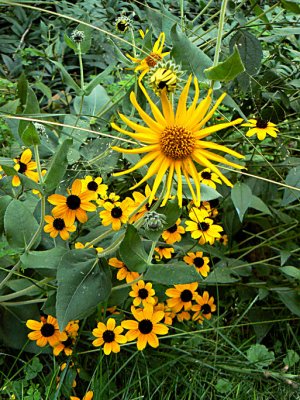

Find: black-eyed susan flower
192;291;216;321
48;180;97;226
111;76;244;207
108;257;140;283
53;320;79;356
26;314;67;347
218;232;228;245
75;242;103;253
115;15;132;33
165;283;198;313
12;148;39;187
161;218;185;244
154;303;175;325
81;175;108;198
129;280;156;307
199;168;222;189
154;246;174;260
241;118;279;141
92;318;127;355
96;192;120;208
183;251;210;277
176;310;191;322
44;215;76;240
127;32;170;81
149;60;183;96
99;198;133;231
122;304;168;350
185;208;223;245
70;391;93;400
130;185;156;223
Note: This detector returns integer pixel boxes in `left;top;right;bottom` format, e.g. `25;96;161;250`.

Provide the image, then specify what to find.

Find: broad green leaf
279;266;300;280
19;87;40;138
61;115;91;150
281;166;300;205
204;46;245;82
56;249;111;329
216;379;232;394
250;195;272;215
171;25;213;80
4;199;40;249
276;290;300;317
246;344;275;368
20;247;67;277
119;225;149;273
283;350;300;368
44;138;72;193
281;0;300;13
231;182;252;222
84;65;114;96
21;122;40;146
144;263;202;285
17;72;28;107
204;265;240;284
249;0;270;25
33;81;52;99
280;250;291;266
64;32;78;52
51;61;83;95
0;195;13;234
74;85;112;117
201;184;222;201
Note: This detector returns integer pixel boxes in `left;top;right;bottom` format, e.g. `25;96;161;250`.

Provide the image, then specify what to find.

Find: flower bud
143;211;166;231
71;30;85;43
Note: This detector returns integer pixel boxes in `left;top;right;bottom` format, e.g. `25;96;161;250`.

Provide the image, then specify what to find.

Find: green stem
130;27;138;101
33;144;44;184
77;43;85;91
147;241;157;264
0;278;51;302
180;0;185;31
86;228;114;247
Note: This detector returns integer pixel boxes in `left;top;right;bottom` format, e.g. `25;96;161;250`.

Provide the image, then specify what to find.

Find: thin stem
180;0;185;31
77;43;85;90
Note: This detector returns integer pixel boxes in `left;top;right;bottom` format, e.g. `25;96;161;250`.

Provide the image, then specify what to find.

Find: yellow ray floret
112;76;244;207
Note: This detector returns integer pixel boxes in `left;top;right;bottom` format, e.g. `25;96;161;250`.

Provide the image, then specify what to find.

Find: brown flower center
87;181;98;191
18;161;27;174
180;289;193;302
111;206;123;218
138;319;153;334
66;195;81;210
198;222;209;232
145;53;162;67
53;218;66;231
160;125;195;160
103;330;115;343
167;224;177;233
201;171;212;180
194;257;204;268
41;323;55;337
256;119;268;129
138;288;149;299
201;304;211;314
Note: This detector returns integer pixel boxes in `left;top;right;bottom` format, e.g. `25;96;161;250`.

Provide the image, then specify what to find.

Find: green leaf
76;23;92;54
64;33;78;52
204;265;240;284
281;0;300;13
33;81;52;99
21;122;40;146
24;357;43;380
246;344;275;368
56;249;111;330
119;225;149;273
44;138;73;193
51;61;83;95
276;290;300;317
18;86;40;138
1;165;42;192
281;166;300;205
280;250;291;266
144;263;202;285
204;46;245;82
231;182;252;222
279;266;300;280
250;195;272;215
20;247;67;277
283;350;300;368
171;25;213;80
200;184;222;201
0;195;13;234
84;65;114;96
17;72;28;107
249;0;271;25
4;199;40;249
74;85;112;117
216;379;232;394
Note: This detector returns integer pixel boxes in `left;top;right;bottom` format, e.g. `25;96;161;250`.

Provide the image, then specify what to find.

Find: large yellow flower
127;32;170;81
112;76;244;207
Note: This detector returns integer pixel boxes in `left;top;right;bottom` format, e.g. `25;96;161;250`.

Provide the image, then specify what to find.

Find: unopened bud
71;30;85;43
143;211;166;231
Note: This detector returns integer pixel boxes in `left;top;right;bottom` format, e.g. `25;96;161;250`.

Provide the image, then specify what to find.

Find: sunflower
129;280;156;307
161;218;185;244
192;291;216;321
53;320;79;356
199;168;222;189
121;304;168;350
48;180;97;226
108;257;140;283
44;215;76;240
154;246;174;260
99;198;133;231
92;318;127;355
185;207;223;245
183;251;210;277
241;118;279;141
96;192;120;208
12;148;39;187
111;76;244;207
26;314;67;347
165;282;198;313
81;175;108;198
127;32;170;81
70;391;94;400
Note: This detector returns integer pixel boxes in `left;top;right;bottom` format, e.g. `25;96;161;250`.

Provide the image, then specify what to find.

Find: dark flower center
198;222;209;232
138;319;153;334
167;224;177;233
145;53;162;67
87;181;98;191
201;171;212;180
62;337;73;347
256;119;268;129
111;207;123;218
117;21;127;32
194;257;204;268
66;195;81;210
53;218;66;231
180;289;193;302
158;81;167;89
18;161;27;174
138;288;149;299
41;323;55;337
103;330;115;343
202;304;212;314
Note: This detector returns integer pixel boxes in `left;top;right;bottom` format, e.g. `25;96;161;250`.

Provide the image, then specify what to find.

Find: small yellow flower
99;197;133;231
70;391;93;400
108;257;140;283
81;175;108;198
129;280;156;307
192;291;216;322
183;251;210;277
92;318;127;355
26;314;67;347
75;242;103;253
199;168;222;189
185;208;223;245
154;246;174;260
44;215;76;240
241;118;278;140
165;283;198;313
12;148;38;187
161;218;185;244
